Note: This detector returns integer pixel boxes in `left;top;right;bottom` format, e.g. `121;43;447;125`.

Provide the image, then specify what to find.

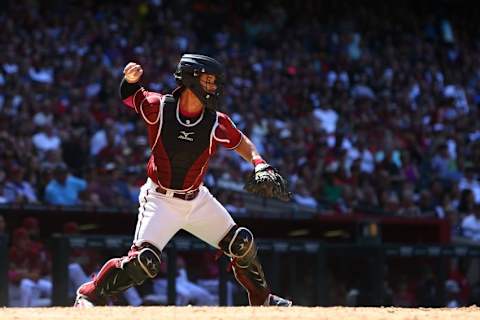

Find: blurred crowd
1;0;480;239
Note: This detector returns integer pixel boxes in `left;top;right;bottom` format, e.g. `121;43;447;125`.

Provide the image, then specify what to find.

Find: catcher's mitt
244;163;292;202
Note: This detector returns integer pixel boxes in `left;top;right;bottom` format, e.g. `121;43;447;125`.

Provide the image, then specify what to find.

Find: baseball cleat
265;294;293;306
74;294;95;308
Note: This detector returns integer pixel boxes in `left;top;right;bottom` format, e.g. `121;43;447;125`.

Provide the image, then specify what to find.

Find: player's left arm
233;134;263;165
214;112;291;201
236;134;292;201
213;112;261;163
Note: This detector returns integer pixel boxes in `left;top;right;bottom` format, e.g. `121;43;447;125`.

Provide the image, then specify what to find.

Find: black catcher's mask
174;54;225;110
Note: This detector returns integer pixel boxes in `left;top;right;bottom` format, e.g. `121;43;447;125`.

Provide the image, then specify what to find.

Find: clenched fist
123;62;143;83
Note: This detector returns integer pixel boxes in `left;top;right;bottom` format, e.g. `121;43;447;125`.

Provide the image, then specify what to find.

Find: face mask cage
175;62;225;110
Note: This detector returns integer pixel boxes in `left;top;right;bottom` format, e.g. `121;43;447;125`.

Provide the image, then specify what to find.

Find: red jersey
122;88;242;191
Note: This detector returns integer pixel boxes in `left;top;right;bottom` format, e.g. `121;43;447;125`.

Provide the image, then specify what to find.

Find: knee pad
219;226;257;267
121;242;162;285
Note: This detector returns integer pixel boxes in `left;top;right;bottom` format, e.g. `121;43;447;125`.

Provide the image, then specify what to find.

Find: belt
155;185;199;201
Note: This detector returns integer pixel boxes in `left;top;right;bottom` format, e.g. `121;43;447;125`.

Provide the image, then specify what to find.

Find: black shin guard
232;256;270;305
219;226;270;305
97;261;136;298
80;243;162;304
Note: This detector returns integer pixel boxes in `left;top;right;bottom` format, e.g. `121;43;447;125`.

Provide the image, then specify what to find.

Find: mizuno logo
178;131;195;141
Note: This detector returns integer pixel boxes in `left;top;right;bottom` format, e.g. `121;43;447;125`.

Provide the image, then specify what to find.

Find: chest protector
154;94;217;190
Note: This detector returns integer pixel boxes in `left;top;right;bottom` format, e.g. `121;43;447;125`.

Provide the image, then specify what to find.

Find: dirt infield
1;306;480;320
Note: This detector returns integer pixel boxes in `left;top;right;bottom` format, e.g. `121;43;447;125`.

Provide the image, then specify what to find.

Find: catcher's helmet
174;54;224;110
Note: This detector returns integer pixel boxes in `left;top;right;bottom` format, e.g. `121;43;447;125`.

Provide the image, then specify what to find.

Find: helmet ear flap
175;63;199;83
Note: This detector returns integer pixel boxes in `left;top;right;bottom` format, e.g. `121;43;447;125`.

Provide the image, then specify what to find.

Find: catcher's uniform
75;55;291;308
123;89;241;250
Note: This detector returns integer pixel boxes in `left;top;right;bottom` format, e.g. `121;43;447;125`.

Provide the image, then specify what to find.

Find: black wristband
119;78;142;100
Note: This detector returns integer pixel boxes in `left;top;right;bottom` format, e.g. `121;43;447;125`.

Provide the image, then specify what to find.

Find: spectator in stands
401;152;420;185
224;192;247;216
22;216;41;241
458;167;480;204
397;185;422;217
32;123;61;153
458;189;475;216
125;170;142;203
61;129;89;177
431;144;461;182
354;176;379;211
293;180;319;209
62;221;143;306
32;100;54;129
87;163;133;207
321;171;343;205
418;191;435;216
336;186;355;214
44;163;87;206
90;118;120;158
4;164;38;204
174;256;216;306
461;204;480;241
8;227;51;307
145;256;215;306
462;205;480;241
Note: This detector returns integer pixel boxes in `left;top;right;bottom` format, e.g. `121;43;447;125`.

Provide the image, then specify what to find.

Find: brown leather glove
244;163;292;202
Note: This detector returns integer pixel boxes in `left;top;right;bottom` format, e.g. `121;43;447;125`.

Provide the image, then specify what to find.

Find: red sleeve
122;88;163;124
214;112;243;149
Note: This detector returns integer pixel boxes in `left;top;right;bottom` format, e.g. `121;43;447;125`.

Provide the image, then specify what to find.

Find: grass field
1;306;480;320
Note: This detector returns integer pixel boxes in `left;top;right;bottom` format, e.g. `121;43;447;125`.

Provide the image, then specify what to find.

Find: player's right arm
120;62;162;124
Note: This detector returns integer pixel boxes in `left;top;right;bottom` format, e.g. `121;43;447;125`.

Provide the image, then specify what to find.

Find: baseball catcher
74;54;292;307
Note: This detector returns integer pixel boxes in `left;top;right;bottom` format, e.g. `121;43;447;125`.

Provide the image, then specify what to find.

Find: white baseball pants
133;178;236;251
